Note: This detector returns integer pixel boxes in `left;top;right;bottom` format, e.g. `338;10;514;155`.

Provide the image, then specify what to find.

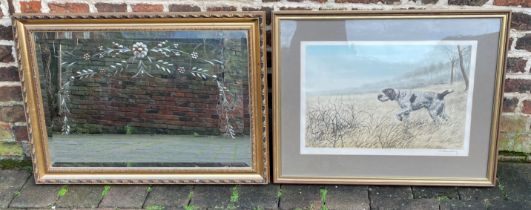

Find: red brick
267;30;271;47
13;125;28;141
6;0;14;15
0;45;14;63
0;105;25;122
515;34;531;52
95;3;127;13
242;6;273;25
494;0;530;7
0;67;19;81
448;0;487;5
512;13;531;31
60;74;232;135
335;0;400;3
20;1;41;13
523;100;531;114
207;6;237;11
416;0;438;3
267;51;272;68
0;26;13;40
48;3;89;13
504;79;531;93
279;7;312;10
132;4;163;12
502;97;519;112
169;4;201;12
506;57;528;73
0;86;22;101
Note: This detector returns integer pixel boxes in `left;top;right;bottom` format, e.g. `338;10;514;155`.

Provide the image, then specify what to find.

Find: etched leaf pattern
58;39;239;138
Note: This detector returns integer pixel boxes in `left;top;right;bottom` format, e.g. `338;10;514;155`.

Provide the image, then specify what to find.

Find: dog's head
377;88;397;102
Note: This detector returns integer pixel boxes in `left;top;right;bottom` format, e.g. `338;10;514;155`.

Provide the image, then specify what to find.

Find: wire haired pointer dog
377;88;454;122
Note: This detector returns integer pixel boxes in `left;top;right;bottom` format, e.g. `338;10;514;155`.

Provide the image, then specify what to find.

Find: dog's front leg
396;109;410;121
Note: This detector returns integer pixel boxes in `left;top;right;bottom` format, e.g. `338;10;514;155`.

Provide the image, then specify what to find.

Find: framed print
14;12;268;184
272;10;510;186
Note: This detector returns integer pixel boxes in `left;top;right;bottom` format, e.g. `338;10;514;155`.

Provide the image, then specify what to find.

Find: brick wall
0;0;530;160
64;75;222;135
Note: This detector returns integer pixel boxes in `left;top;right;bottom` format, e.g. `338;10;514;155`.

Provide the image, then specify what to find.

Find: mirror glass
33;30;252;168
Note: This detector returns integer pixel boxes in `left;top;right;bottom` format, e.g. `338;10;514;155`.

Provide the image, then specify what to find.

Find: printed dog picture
301;41;477;156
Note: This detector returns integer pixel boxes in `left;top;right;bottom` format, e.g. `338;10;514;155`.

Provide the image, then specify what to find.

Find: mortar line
96;185;107;208
277;184;282;209
367;186;373;210
51;184;65;208
186;185;195;207
7;172;31;208
141;185;151;208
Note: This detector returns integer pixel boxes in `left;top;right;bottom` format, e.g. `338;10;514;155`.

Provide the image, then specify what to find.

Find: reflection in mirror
34;30;251;167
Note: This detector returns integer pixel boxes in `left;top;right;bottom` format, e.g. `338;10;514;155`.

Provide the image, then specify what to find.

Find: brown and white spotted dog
377;88;454;122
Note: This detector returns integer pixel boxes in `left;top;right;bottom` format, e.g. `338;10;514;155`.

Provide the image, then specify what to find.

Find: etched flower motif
132;42;148;59
191;52;198;59
83;53;91;61
178;67;185;73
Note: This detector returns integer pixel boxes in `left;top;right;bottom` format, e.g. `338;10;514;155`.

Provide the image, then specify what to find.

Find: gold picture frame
272;10;510;186
14;12;269;184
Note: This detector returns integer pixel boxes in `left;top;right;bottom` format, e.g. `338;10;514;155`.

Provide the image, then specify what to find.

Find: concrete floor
48;134;251;167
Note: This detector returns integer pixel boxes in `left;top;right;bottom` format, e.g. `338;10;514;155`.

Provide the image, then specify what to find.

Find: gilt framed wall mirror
272;10;510;186
14;12;268;184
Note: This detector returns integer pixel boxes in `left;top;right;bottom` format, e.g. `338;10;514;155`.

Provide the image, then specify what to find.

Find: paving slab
325;185;369;210
189;185;232;209
279;185;322;210
369;186;413;209
98;185;149;208
458;186;504;202
9;177;59;208
237;185;280;210
369;198;439;210
55;185;103;208
487;199;528;210
412;186;459;200
0;170;30;208
439;200;486;210
143;185;192;209
368;198;407;210
369;186;413;200
496;162;531;203
33;209;79;210
400;199;439;210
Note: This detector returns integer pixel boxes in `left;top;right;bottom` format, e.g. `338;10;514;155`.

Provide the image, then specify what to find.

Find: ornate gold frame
272;10;510;186
14;12;269;184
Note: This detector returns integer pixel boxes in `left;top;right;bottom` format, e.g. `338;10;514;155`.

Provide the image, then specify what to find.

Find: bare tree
457;45;469;90
443;46;458;84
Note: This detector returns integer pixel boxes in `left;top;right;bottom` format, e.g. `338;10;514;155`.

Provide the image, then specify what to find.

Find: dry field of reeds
305;83;468;149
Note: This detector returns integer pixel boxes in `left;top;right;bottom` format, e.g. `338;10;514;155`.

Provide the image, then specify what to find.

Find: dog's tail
437;89;454;100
